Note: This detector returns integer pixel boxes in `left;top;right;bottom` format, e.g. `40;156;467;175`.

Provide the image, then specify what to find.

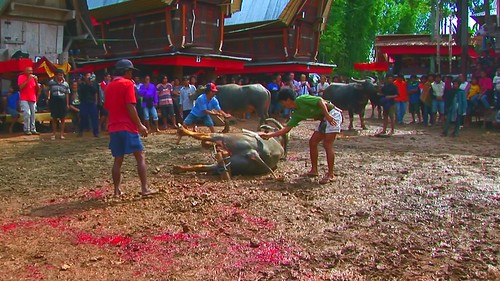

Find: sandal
139;189;159;197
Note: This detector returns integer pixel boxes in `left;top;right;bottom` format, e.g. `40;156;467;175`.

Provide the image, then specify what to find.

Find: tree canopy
319;0;489;75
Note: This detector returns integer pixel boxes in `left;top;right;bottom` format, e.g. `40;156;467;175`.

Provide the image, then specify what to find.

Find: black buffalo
323;77;378;130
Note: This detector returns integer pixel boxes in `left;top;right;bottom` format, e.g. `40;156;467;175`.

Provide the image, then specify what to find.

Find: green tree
319;0;487;75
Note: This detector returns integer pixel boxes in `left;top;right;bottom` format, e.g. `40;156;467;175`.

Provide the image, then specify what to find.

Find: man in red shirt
393;74;408;124
104;59;156;197
18;66;40;134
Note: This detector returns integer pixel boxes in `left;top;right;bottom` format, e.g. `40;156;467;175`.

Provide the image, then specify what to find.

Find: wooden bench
0;112;69;124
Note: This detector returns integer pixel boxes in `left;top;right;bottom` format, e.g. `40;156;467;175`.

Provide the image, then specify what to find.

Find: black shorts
49;98;68;119
160;105;175;118
98;104;108;117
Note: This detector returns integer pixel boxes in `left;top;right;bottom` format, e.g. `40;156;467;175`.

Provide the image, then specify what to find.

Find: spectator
37;82;49;113
68;80;80;132
182;82;231;133
78;72;99;137
477;70;494;109
394;74;408;124
377;75;398;135
467;77;481;115
139;75;160;133
47;69;70;140
18;66;40;135
267;75;280;115
431;74;445;124
493;68;500;109
133;76;144;124
98;73;111;132
317;75;330;97
172;77;182;124
5;85;20;133
441;79;461;137
420;74;434;126
298;74;311;96
407;74;421;124
457;74;470;126
156;75;176;129
288;73;300;95
104;59;156;197
179;76;196;119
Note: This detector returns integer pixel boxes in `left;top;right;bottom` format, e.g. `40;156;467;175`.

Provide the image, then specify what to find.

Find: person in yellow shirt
467;77;481;100
467;77;481;115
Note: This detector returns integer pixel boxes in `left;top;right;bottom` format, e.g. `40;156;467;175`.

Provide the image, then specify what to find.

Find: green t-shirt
287;95;332;127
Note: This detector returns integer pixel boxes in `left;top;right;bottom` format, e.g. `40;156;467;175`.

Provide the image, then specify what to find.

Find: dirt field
0;115;498;281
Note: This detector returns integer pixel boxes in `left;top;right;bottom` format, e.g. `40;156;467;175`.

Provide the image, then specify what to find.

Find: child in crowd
407;74;421;124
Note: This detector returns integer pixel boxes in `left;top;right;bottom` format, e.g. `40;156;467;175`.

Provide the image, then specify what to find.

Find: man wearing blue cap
182;82;231;133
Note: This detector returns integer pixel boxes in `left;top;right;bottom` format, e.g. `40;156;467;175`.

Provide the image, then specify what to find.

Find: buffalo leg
359;110;367;130
172;164;217;174
177;126;215;144
348;111;354;130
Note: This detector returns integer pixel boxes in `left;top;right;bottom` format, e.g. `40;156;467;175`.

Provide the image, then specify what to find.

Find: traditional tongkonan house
375;34;480;75
75;0;250;81
222;0;335;76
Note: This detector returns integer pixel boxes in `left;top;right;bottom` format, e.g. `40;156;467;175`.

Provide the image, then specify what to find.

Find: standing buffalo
192;84;271;126
323;77;378;130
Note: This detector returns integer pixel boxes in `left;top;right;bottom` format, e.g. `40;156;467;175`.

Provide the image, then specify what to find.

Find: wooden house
77;0;250;78
222;0;335;74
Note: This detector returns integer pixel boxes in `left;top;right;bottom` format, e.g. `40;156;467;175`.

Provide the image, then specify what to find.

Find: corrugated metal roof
87;0;129;10
225;0;291;26
88;0;174;21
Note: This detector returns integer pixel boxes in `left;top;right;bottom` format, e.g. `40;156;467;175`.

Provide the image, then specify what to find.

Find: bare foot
114;189;124;197
319;175;336;185
140;189;158;197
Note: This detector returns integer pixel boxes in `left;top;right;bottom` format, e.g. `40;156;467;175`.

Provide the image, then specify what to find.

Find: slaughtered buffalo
323;77;378;130
173;118;287;177
192;84;271;127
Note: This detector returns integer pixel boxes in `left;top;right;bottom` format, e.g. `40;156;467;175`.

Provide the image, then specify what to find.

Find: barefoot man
104;59;157;196
259;88;343;184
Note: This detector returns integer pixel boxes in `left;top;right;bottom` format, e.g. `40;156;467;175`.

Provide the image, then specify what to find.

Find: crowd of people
377;68;500;137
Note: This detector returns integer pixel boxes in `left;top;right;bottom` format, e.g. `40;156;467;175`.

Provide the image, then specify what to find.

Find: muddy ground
0;114;498;281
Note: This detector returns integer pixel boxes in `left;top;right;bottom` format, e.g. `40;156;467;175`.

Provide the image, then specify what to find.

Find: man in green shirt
260;88;342;184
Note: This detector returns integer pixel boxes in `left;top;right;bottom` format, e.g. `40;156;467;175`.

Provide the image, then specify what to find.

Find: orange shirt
104;77;138;133
18;74;38;102
393;79;408;102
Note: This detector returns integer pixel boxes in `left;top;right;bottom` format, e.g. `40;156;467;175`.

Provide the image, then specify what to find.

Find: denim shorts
432;99;445;113
183;113;214;127
143;106;159;121
108;131;144;157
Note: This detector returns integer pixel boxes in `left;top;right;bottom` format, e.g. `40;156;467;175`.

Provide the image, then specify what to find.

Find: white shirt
431;81;445;98
317;82;330;96
493;75;500;90
179;84;196;111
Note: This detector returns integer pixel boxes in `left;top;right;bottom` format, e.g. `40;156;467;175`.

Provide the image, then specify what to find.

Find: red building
375;34;479;75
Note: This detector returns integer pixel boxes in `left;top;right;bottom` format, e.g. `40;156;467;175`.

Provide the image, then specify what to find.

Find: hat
115;59;139;71
206;82;218;92
55;69;64;74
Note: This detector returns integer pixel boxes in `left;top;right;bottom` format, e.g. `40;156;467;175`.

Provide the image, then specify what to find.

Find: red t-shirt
104;77;138;133
18;74;38;102
393;80;408;102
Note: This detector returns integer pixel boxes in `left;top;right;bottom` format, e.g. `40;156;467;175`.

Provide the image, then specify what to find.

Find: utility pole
435;0;441;74
457;0;469;77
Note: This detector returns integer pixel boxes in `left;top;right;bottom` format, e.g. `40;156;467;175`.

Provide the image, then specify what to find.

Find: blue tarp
225;0;290;26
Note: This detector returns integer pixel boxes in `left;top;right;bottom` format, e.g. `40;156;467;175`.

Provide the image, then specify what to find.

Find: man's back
105;77;138;133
